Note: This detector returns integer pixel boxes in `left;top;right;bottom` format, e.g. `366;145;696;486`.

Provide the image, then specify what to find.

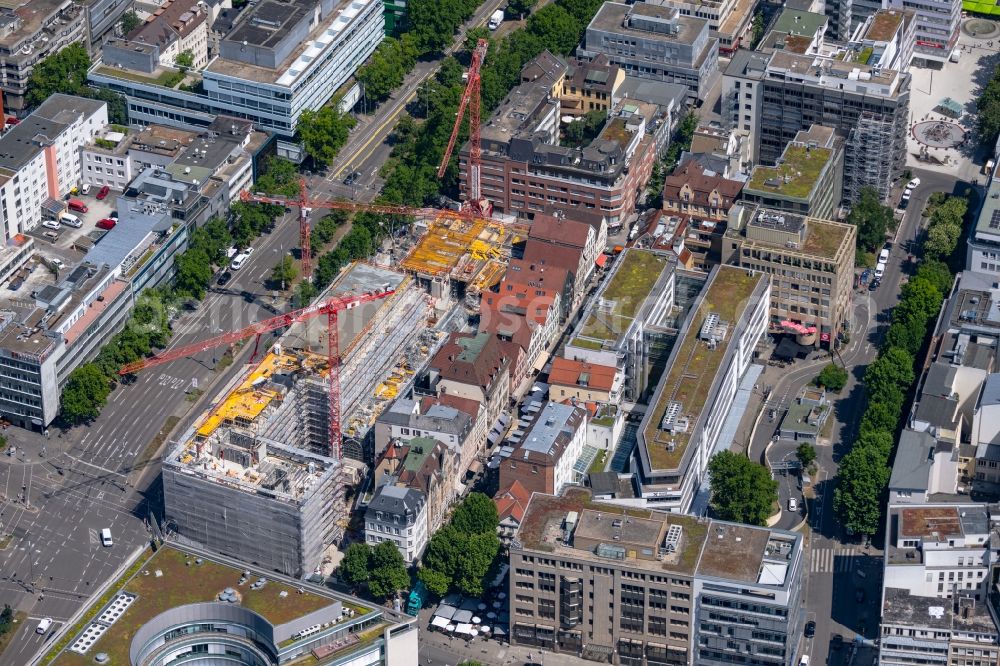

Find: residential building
646;0;757;53
559;54;625;118
723;49;911;202
527;214;606;288
495;480;531;550
549;357;623;405
723;205;855;347
847;9;917;72
0;93;107;240
577;3;719;101
967;177;1000;281
120;0;210;69
373;397;476;474
80;126;135;192
373;437;460;533
759;8;829;55
466;52;657;225
885;0;960;65
633;265;770;512
480;266;563;383
888;429;961;503
684;123;752;180
91;0;385;136
509;489;805;666
662;159;744;269
499;401;587;497
364;484;428;564
429;331;512;448
0;0;86;111
741;125;845;219
163;429;339;576
565;249;677;402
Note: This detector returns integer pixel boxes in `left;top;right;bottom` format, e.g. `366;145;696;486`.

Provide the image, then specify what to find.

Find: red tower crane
437;38;490;217
119;289;393;459
240;177;315;279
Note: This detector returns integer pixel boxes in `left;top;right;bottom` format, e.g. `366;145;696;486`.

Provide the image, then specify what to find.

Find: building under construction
162;262;439;576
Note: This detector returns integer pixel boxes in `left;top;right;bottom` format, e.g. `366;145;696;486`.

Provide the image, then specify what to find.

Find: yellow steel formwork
400;215;507;278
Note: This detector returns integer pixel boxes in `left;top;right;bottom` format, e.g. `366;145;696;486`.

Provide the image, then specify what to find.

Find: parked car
878;247;890;263
36;618;52;634
787;497;798;512
804;621;816;638
230;253;249;271
68;198;88;213
80;183;91;196
48;257;65;270
96;185;110;200
42;231;59;241
96;218;116;231
906;177;921;190
109;209;119;219
217;271;232;287
59;212;82;228
42;220;61;230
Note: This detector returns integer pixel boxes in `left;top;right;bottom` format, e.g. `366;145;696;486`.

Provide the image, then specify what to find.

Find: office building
646;0;757;53
683;123;752;180
0;0;86;110
824;0;854;41
724;49;910;202
578;3;719;101
759;8;828;55
80;126;135;192
741;125;844;220
465;52;657;225
847;9;917;72
566;249;677;402
885;0;960;65
509;489;805;665
91;0;385;136
723;204;855;347
40;544;419;666
82;0;132;51
364;484;428;564
633;265;769;512
115;0;210;69
967;178;1000;280
499;401;587;496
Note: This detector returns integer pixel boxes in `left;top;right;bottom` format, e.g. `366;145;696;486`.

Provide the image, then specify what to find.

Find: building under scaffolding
844;111;898;202
163;262;440;575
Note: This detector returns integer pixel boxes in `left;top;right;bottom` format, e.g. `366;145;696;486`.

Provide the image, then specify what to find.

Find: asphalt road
745;167;965;666
0;211;302;665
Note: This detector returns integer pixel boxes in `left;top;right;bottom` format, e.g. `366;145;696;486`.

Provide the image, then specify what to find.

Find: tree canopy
418;493;500;598
977;64;1000;146
297;106;357;167
368;541;411;600
60;364;111;424
846;186;893;253
816;363;848;392
707;451;778;526
120;10;141;35
254;157;301;198
27;43;91;108
340;543;372;585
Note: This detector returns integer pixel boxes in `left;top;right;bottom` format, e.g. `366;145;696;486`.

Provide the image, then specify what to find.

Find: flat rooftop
642;265;766;471
0;0;78;49
768;50;902;90
746;144;834;200
772;9;827;36
47;545;375;666
863;10;905;42
572;249;672;348
882;587;997;635
697;522;798;586
896;505;967;540
517;488;709;574
588;2;707;47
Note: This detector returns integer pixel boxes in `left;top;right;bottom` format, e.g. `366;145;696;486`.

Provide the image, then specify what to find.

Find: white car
875;261;886;280
80;183;91;196
788;498;798;512
906;177;921;190
230;253;249;271
36;618;52;634
243;247;254;257
49;257;65;270
42;220;61;230
879;248;890;263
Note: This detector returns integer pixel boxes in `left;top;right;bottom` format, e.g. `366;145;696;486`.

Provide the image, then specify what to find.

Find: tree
815;363;848;392
915;260;954;295
357;36;419;105
526;5;581;56
464;27;490;54
750;10;765;48
120;10;141;36
368;540;410;599
977;66;1000;145
846;186;893;252
297;106;357;167
254;157;300;197
864;347;915;397
707;450;778;526
924;219;962;260
0;604;12;635
417;567;451;597
269;256;297;290
175;50;194;71
508;0;536;18
26;43;91;107
61;364;111;424
340;542;372;585
451;492;499;535
563;109;607;147
796;443;816;471
173;247;213;299
834;444;890;536
453;531;499;597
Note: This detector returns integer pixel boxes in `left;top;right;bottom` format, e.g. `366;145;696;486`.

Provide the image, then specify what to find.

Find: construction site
162;262;444;576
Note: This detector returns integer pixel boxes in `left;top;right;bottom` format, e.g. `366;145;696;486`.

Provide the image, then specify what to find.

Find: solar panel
990;210;1000;230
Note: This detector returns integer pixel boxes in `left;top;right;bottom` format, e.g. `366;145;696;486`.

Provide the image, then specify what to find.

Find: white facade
364;486;429;564
885;0;960;63
554;410;588;494
80;144;132;191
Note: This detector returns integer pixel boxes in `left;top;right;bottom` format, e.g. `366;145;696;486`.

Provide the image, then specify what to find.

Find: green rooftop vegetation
746;145;832;200
95;66;195;90
801;218;853;258
49;547;367;666
600;117;632;146
644;267;764;470
578;250;668;342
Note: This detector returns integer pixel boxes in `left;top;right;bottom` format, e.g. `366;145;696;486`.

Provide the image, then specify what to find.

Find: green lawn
747;145;832;199
579;251;667;341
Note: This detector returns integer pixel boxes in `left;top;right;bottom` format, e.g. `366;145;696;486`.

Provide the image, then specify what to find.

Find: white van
799;656;810;666
36;618;52;634
59;212;82;228
488;8;504;29
874;261;887;280
100;528;113;547
230;253;248;271
878;248;890;263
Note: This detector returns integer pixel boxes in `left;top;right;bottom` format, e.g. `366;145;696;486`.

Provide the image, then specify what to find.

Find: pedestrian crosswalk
810;547;857;573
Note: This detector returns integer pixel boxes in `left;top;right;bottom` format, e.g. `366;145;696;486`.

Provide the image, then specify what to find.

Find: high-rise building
885;0;961;65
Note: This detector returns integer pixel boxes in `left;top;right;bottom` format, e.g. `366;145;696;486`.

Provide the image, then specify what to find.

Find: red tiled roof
522;240;584;277
436;393;482;419
662;159;743;211
495;480;532;523
528;215;592;248
549;357;618;392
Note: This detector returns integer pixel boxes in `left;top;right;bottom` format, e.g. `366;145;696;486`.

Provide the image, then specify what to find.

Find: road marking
809;547;855;573
331;89;418;180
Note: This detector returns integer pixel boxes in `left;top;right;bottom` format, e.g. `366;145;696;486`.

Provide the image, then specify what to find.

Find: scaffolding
844;111;898;202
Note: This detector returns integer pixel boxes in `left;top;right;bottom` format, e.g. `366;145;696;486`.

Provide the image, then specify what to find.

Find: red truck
68;199;88;213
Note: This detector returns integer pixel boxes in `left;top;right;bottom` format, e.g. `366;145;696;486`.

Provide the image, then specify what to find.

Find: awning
431;616;450;628
435;604;458;620
455;623;475;635
596;254;608;268
487;430;503;445
780;320;817;335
